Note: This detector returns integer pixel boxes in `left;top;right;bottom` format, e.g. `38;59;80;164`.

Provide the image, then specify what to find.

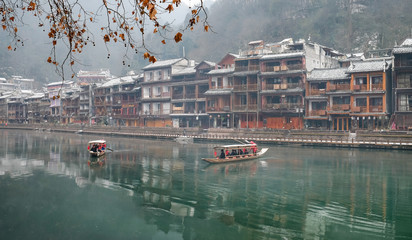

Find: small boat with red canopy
87;140;106;157
202;141;268;164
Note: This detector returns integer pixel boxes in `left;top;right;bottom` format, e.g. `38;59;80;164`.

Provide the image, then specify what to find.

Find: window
397;73;412;88
371;76;383;84
333;96;350;104
370;97;382;106
218;77;223;87
355;98;367;106
240;95;247;105
355;76;367;85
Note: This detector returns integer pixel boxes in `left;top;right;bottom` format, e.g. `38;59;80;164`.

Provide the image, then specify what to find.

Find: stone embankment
2;124;412;150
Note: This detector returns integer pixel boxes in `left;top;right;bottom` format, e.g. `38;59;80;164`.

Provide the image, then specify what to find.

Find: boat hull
89;151;105;157
202;148;268;164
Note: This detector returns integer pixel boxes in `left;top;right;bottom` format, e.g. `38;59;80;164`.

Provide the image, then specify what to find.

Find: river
0;129;411;239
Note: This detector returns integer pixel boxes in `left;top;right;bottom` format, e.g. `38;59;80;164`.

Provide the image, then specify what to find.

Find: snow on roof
142;58;185;70
47;81;74;87
260;52;304;60
308;68;350;81
207;68;234;75
27;92;45;99
346;59;391;73
401;39;412;46
172;66;196;76
101;75;135;87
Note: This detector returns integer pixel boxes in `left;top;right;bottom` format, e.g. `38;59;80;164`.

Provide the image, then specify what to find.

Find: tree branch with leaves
1;0;209;80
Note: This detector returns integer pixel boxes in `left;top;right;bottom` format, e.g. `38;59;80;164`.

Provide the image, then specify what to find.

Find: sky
182;0;216;8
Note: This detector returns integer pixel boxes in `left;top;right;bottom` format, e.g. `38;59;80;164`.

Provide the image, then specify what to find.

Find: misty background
0;0;411;86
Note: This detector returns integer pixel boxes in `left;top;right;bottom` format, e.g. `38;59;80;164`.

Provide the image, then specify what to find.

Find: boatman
220;149;226;159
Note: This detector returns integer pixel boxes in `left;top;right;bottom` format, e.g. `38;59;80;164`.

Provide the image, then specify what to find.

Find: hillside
1;0;411;85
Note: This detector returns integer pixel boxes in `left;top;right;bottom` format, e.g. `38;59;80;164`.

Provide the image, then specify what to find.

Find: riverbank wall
2;124;412;150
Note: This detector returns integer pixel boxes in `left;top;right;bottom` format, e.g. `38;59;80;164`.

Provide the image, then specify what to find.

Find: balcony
186;93;196;99
309;88;326;95
172;106;184;114
329;104;350;111
353;84;368;91
263;103;303;110
308;110;327;116
372;83;383;90
369;105;383;112
287;64;303;71
233;84;258;91
233;104;258;111
173;93;184;99
329;84;350;91
153;92;170;98
352;106;369;113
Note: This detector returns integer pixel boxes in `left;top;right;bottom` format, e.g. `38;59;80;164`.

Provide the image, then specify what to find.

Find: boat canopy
88;140;106;145
213;143;256;150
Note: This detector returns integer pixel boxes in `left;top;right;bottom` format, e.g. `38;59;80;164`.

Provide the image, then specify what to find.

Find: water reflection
1;130;412;239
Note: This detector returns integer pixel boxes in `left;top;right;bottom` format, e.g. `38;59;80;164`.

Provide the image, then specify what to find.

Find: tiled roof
393;46;412;54
346;59;391;73
142;58;184;70
308;68;350;81
207;68;234;75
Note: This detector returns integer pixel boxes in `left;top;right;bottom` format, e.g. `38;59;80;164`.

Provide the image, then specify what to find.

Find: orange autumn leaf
143;52;150;59
174;32;182;43
103;34;110;42
7;45;12;51
161;40;166;44
204;25;209;32
47;57;52;63
149;56;157;63
2;25;6;30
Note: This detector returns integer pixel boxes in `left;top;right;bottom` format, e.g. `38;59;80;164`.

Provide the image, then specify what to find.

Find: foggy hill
1;0;411;85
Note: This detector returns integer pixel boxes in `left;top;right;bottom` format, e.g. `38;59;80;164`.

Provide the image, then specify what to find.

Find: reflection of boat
202;141;268;164
87;140;106;157
175;136;194;144
88;156;106;167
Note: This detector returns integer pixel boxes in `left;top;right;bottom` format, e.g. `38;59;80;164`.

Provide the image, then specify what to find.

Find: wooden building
392;39;412;130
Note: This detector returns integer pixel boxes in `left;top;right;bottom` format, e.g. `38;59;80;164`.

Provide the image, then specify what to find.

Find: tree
0;0;209;79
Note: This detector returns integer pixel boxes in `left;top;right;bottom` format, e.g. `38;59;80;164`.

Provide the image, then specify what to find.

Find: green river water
0;129;411;240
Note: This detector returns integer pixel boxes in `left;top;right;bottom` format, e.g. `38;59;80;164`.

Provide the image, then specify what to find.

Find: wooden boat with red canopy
87;140;106;157
201;141;268;164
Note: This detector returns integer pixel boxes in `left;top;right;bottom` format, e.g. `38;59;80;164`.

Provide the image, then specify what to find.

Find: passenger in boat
225;149;230;156
91;144;98;153
244;148;249;154
239;149;243;155
231;149;237;156
250;141;257;155
220;149;226;159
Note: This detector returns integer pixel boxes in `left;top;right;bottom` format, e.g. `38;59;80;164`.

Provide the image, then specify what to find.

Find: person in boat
231;149;237;156
91;144;98;153
250;141;257;155
243;148;249;154
219;149;225;159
